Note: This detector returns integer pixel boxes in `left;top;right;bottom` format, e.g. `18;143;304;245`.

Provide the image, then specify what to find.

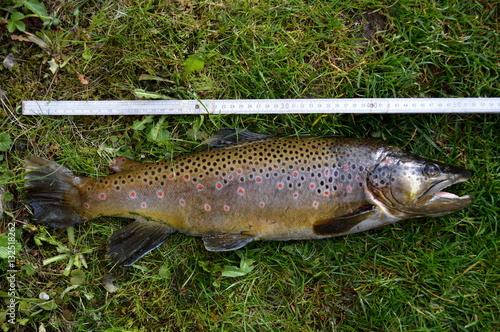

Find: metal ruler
23;98;500;115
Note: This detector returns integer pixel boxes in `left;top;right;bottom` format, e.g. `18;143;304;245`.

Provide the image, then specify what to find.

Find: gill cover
367;151;472;218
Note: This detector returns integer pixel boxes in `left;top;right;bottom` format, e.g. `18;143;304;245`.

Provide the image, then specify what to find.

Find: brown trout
24;129;472;266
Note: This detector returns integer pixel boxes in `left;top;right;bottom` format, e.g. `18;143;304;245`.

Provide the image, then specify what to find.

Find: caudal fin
24;157;88;228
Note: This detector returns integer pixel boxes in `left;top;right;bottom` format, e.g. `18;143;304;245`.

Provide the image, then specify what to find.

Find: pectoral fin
313;205;376;236
108;219;175;266
202;233;254;251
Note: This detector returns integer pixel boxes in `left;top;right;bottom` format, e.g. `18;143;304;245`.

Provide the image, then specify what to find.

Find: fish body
24;129;472;265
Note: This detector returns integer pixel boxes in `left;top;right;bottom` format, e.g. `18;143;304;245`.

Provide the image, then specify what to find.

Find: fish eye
423;163;440;177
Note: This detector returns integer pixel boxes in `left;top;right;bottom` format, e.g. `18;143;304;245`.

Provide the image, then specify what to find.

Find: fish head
367;151;472;218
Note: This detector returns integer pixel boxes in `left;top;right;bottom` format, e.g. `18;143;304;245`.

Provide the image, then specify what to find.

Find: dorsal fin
203;128;270;148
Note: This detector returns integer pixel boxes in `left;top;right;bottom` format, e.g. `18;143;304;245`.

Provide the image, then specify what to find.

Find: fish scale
24;129;472;266
80;137;372;238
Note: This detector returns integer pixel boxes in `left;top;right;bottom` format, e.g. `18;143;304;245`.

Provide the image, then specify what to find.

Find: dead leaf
77;71;88;85
11;34;32;42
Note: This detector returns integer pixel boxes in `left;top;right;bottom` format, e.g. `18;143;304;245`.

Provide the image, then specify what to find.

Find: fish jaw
414;171;473;217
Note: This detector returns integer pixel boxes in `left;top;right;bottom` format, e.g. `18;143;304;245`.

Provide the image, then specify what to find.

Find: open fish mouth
417;173;473;214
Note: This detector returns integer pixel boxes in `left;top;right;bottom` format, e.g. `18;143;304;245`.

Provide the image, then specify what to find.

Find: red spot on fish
84;203;90;209
324;169;329;176
197;184;204;191
216;183;223;189
356;176;360;181
141;202;147;208
324;191;330;196
129;191;137;199
293;171;299;178
293;192;299;199
228;174;234;180
274;165;279;169
309;183;316;189
204;204;211;211
238;188;245;195
312;201;319;208
157;190;164;198
224;205;230;211
256;176;263;182
184;174;190;180
278;182;284;189
99;193;106;200
259;201;265;208
385;158;393;165
344;165;349;170
169;174;174;179
338;184;343;189
237;168;243;174
347;187;352;192
179;199;186;206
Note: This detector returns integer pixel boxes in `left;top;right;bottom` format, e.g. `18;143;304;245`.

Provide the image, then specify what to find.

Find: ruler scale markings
22;98;500;115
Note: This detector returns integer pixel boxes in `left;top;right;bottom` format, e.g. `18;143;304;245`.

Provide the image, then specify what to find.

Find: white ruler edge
23;98;500;115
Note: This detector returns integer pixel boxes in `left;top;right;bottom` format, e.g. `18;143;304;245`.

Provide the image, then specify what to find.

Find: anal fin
313;205;376;236
108;219;175;266
203;233;254;251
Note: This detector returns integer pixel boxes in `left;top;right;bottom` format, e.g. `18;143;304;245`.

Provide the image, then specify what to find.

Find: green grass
0;0;499;331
